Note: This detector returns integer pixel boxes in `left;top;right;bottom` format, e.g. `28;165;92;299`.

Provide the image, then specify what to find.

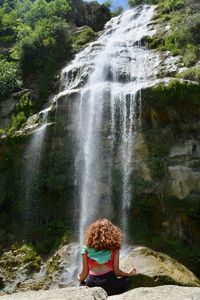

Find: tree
0;59;20;99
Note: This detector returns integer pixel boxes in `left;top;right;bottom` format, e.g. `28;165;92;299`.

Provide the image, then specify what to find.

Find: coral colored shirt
81;245;116;270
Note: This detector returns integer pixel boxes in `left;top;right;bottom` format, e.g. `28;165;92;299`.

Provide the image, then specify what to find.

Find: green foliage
16;93;33;116
24;0;69;27
0;128;5;136
0;0;72;103
0;59;20;99
158;0;184;13
178;66;200;83
183;44;198;67
128;0;183;8
144;79;200;109
128;0;144;6
129;0;184;11
13;18;72;100
148;2;199;67
1;0;70;30
19;243;42;273
7;93;33;133
20;244;41;264
8;111;26;133
73;26;96;50
15;18;71;74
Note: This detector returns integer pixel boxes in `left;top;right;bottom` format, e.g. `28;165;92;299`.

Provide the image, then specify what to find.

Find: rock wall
129;79;200;276
67;0;111;31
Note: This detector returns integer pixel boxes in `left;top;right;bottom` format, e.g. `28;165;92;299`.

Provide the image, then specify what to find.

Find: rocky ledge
1;286;200;300
1;245;200;295
109;285;200;300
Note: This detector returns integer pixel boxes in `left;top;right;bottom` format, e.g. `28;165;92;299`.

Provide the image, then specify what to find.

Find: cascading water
59;5;160;245
1;6;161;292
22;109;49;237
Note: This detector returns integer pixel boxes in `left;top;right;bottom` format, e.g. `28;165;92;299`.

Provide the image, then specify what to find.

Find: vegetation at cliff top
131;0;200;69
128;0;184;9
143;79;200;109
0;0;73;133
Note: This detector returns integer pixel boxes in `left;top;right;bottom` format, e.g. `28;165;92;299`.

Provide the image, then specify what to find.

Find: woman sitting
78;218;136;296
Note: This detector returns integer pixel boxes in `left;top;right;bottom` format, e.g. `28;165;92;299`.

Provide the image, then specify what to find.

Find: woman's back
81;245;115;275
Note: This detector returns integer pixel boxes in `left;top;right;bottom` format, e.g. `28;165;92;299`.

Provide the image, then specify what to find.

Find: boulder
120;246;200;287
108;285;200;300
0;286;107;300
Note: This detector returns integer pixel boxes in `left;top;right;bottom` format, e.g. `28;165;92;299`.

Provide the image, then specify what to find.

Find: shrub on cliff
144;1;199;67
0;59;20;100
178;66;200;82
13;18;72;101
72;26;96;50
0;0;72;105
16;18;72;75
7;93;33;133
128;0;184;8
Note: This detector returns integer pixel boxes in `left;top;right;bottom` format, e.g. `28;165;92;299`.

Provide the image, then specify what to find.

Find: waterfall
22;109;49;238
58;5;159;244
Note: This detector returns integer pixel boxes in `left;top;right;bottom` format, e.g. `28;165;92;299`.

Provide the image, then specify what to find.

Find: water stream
59;5;159;243
22;109;49;238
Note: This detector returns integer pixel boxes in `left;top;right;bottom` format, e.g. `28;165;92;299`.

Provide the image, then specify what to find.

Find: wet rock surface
0;244;81;295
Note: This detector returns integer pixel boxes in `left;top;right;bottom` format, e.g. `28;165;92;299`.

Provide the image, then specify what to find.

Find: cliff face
67;0;111;31
130;80;200;273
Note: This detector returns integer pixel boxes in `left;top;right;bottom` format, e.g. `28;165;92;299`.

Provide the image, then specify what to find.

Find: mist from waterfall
59;5;159;244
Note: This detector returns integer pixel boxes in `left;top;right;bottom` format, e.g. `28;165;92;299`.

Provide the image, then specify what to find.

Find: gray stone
168;165;200;199
0;287;107;300
120;247;200;287
0;97;17;128
108;285;200;300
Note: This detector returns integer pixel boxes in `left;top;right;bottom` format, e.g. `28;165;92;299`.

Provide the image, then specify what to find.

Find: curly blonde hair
84;219;122;250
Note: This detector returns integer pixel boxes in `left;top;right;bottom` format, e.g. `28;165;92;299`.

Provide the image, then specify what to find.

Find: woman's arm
78;254;89;282
113;250;136;277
